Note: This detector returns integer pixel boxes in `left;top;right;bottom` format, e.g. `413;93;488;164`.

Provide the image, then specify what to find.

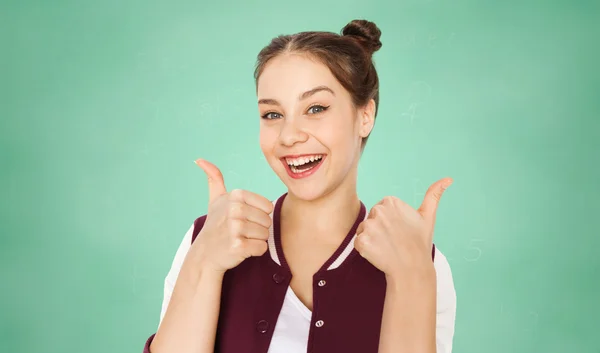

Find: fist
192;159;274;274
354;178;453;276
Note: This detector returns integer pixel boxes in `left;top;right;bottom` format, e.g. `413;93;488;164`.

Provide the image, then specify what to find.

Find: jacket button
256;320;269;333
315;320;324;328
272;273;285;284
318;280;326;287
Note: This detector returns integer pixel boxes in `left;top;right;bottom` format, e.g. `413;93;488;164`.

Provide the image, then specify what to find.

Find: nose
278;117;308;147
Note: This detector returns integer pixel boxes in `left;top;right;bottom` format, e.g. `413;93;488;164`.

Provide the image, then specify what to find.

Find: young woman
143;19;456;353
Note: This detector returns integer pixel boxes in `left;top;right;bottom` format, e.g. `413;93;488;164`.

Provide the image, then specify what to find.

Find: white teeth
285;154;324;170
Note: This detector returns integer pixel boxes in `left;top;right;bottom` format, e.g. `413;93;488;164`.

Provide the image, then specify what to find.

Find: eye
307;105;329;114
261;112;282;120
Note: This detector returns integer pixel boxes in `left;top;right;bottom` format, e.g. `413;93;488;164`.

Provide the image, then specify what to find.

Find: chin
275;171;330;202
285;183;330;202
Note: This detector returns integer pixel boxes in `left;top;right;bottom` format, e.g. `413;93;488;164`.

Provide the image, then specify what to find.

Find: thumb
195;159;227;204
418;177;453;223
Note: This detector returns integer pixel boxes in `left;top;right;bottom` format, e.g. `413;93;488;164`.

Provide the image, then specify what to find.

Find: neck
280;173;361;243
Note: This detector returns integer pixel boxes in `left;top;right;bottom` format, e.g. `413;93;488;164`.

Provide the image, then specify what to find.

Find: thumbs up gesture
354;178;453;277
192;159;274;274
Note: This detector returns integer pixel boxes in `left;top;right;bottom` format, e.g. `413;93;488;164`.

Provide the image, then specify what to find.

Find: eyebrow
258;85;335;106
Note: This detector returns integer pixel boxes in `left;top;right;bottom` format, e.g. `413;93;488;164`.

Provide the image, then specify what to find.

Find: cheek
259;125;278;155
329;113;361;149
327;113;361;168
317;119;357;161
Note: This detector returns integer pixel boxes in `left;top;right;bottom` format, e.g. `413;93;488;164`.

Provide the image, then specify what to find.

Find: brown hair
254;19;382;148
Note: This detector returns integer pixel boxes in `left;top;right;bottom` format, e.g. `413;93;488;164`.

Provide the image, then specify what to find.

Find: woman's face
257;53;374;201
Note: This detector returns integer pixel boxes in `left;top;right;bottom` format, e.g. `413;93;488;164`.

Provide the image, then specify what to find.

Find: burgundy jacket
143;193;445;353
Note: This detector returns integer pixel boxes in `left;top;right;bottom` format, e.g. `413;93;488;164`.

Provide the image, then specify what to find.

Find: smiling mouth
284;154;325;174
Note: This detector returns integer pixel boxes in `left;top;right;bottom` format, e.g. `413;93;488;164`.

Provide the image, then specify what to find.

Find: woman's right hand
191;159;274;274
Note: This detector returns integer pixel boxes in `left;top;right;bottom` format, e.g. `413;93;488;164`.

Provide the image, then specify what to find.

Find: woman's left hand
354;178;453;277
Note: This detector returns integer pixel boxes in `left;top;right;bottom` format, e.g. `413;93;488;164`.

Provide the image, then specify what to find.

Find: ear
358;99;376;138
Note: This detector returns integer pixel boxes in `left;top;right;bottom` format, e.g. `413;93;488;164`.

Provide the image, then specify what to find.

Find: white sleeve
433;247;457;353
158;223;195;329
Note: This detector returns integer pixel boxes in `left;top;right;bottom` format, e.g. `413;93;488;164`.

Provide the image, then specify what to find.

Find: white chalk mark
400;81;433;124
400;102;422;125
464;238;485;262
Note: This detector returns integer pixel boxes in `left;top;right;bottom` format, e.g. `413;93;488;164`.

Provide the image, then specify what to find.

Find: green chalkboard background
2;0;599;352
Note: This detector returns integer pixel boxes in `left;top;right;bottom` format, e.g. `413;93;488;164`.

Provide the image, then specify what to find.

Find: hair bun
341;19;382;54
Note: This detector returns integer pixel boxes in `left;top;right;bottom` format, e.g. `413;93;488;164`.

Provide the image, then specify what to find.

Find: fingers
367;202;386;219
229;218;270;241
359;202;385;234
227;199;272;240
356;221;365;235
242;238;269;258
195;159;227;204
194;159;273;215
231;237;268;258
418;177;453;223
229;202;272;228
354;222;372;256
230;189;274;215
